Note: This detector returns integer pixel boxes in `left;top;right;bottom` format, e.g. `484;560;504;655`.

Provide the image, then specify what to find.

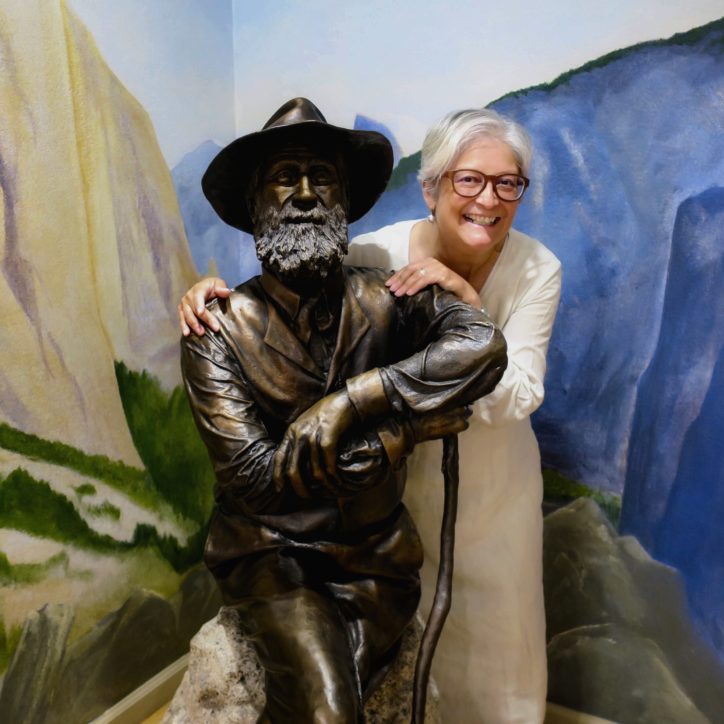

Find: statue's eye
311;168;335;185
274;170;298;186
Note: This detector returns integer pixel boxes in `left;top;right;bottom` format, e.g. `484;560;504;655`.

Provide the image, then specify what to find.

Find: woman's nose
475;180;498;206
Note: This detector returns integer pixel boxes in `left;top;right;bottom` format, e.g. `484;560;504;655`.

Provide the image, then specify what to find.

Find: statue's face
257;147;345;214
251;144;349;281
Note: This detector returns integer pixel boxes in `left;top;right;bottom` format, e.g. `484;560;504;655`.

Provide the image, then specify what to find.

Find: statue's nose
292;174;317;210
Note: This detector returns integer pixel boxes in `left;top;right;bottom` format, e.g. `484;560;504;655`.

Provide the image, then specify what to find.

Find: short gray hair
418;108;533;199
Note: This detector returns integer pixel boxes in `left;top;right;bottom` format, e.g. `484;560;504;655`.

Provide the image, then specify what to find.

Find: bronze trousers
213;507;422;723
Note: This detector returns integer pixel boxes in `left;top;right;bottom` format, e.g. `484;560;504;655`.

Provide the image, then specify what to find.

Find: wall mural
0;2;224;721
0;1;723;722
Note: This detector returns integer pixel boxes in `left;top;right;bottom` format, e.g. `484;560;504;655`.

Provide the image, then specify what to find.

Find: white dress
347;219;562;724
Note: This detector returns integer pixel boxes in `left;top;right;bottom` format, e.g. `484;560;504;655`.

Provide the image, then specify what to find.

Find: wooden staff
412;434;459;723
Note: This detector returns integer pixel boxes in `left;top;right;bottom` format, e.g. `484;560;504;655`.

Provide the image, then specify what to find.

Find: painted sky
232;0;724;154
66;0;236;167
68;0;723;164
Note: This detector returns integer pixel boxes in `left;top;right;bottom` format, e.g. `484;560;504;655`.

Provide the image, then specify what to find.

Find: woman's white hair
418;108;533;199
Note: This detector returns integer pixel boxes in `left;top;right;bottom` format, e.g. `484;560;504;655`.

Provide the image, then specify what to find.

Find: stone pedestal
164;608;440;723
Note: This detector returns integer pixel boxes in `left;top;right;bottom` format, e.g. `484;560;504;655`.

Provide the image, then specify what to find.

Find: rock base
164;608;440;723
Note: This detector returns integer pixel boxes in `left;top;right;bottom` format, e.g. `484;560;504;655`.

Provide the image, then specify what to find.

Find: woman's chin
458;223;507;253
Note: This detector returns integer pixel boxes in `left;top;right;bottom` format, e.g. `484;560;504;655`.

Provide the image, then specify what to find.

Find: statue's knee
262;665;360;724
311;701;361;724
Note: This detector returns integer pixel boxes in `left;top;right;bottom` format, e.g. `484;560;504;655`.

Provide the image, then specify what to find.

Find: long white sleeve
473;254;561;427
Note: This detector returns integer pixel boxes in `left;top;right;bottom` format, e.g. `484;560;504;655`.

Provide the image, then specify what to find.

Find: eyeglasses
443;169;529;202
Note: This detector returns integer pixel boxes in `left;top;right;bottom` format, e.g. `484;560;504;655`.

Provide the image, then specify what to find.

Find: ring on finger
418;268;427;276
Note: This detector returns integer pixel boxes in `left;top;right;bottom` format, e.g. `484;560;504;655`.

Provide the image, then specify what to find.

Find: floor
142;701;612;723
142;704;168;723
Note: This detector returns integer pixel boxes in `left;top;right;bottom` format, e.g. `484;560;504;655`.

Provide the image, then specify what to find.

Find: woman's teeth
464;214;497;226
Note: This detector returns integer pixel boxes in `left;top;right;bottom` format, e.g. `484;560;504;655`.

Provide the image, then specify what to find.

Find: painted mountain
0;1;198;463
172;141;259;288
0;2;217;718
357;17;724;669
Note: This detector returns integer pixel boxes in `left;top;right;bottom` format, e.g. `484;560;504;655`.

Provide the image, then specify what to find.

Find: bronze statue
181;97;507;722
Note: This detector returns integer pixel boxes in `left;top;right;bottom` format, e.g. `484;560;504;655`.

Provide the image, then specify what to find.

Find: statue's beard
253;204;349;280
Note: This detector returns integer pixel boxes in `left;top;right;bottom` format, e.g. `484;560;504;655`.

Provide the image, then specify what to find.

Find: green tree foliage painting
114;361;215;524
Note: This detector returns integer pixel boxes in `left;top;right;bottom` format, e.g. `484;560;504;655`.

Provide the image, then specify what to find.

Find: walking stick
411;433;459;723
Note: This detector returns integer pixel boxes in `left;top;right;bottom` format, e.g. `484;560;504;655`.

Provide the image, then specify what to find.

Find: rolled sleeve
381;287;507;414
345;368;391;420
474;260;561;427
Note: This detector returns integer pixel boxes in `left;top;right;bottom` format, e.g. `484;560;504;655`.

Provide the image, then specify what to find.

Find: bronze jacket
181;265;506;565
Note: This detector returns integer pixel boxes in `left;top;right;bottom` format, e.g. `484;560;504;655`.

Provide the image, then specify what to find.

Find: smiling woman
349;108;561;724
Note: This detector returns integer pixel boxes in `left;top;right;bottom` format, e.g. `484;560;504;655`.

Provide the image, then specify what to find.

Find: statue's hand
273;389;357;498
409;406;471;444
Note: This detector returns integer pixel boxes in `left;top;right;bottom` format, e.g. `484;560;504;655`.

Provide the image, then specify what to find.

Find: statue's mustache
277;207;327;225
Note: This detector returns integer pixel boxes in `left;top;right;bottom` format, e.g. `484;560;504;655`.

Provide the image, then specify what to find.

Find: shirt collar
259;267;302;321
259;264;345;322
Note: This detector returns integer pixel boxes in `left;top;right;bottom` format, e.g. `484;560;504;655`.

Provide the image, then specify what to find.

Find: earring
427;210;435;223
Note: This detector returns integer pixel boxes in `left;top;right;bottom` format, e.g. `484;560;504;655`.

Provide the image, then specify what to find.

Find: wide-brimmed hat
202;97;393;233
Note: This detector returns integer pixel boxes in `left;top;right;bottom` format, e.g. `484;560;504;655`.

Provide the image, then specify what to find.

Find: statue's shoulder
189;277;268;347
344;264;389;288
211;276;264;316
344;266;396;316
181;278;269;361
230;274;264;298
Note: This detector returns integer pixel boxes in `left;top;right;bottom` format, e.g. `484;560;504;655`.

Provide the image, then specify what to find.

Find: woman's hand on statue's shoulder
178;276;231;336
385;258;479;307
